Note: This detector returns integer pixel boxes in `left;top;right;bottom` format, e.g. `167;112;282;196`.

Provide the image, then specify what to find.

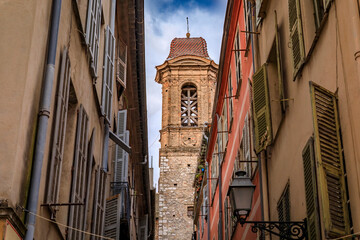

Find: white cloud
145;0;226;190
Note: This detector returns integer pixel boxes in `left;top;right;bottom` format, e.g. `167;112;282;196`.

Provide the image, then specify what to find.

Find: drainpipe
25;0;62;239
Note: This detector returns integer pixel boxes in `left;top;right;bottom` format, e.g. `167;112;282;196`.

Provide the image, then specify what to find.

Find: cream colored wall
257;0;360;233
0;0;120;238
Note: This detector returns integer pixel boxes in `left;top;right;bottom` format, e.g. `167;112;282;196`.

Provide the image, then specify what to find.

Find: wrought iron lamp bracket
238;218;308;240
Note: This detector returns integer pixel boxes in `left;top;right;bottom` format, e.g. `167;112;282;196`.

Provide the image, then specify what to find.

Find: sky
145;0;227;190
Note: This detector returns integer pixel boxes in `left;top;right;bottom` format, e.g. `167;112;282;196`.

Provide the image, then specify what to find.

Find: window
288;0;305;78
309;82;350;237
46;48;71;210
114;110;129;185
187;206;194;218
313;0;332;30
181;84;198;126
224;198;229;240
244;0;252;45
277;184;290;240
116;39;127;98
68;105;90;239
252;65;272;153
234;29;242;92
243;114;252;177
211;144;219;201
92;166;107;240
85;0;102;77
228;70;234;127
101;26;115;123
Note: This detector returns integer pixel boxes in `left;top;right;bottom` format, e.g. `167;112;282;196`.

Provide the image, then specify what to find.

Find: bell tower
155;36;218;239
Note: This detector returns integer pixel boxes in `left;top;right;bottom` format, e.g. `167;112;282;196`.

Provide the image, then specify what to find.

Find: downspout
25;0;62;239
216;113;223;240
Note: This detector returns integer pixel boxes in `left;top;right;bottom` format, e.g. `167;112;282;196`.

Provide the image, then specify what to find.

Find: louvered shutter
252;65;272;153
139;215;148;240
224;199;228;240
104;195;121;239
91;166;107;240
68;105;89;240
288;0;305;77
323;0;331;10
83;128;95;233
117;40;127;88
274;11;285;112
85;0;101;77
47;48;71;206
114;110;128;183
302;137;321;240
222;100;228;150
228;72;233;123
243;114;251;176
102;26;115;123
310;82;350;238
277;184;290;239
234;31;242;91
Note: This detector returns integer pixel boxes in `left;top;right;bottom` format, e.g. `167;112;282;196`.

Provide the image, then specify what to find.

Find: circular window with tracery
181;84;198;126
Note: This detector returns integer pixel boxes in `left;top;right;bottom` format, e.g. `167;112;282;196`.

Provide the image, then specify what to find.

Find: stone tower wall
156;55;217;239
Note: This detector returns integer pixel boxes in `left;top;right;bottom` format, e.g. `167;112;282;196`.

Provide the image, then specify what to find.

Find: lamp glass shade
228;177;255;217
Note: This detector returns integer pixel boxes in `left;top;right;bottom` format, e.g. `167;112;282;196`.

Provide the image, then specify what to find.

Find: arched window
181;84;198;126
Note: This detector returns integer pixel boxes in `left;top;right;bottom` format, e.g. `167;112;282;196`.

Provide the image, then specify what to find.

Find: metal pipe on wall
25;0;62;239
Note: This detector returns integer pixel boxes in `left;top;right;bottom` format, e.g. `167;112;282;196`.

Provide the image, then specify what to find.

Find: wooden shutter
83;128;95;233
139;215;148;240
288;0;305;77
91;166;107;240
234;30;242;91
68;105;89;240
310;82;350;238
302;137;321;240
274;11;285;112
104;195;121;239
101;26;115;123
277;184;290;222
85;0;101;77
117;40;127;88
223;101;228;149
114;110;128;183
243;114;252;176
224;198;229;240
46;48;71;206
228;71;233;123
252;64;272;153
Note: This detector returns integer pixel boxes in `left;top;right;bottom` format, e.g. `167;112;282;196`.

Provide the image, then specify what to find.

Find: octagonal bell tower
155;35;218;239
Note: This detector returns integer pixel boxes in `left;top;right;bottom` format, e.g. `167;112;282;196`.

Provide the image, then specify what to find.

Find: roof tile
167;37;210;59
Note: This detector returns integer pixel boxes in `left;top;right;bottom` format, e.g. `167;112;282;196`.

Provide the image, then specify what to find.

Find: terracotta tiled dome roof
167;37;210;59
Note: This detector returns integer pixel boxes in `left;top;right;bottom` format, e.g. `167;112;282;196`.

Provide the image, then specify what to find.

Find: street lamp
227;170;308;240
227;170;255;224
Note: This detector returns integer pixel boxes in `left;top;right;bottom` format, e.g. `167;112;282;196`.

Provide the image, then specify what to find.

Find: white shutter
114;110;128;183
104;195;121;239
85;0;102;77
46;48;71;205
116;40;127;88
91;166;107;240
139;215;148;240
102;26;115;123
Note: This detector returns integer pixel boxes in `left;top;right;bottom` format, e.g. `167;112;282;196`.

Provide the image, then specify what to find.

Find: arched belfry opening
181;83;198;126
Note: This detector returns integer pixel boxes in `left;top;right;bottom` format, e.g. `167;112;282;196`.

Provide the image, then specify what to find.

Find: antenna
186;17;190;38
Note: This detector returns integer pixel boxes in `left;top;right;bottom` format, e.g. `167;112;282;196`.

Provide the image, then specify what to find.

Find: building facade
193;0;261;239
0;0;152;239
195;0;360;239
155;35;218;239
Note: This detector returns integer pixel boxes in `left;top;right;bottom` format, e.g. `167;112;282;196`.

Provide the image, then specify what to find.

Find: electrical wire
328;232;360;240
20;207;114;240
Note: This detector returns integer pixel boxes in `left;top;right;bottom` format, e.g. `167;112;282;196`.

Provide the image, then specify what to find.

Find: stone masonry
155;36;218;239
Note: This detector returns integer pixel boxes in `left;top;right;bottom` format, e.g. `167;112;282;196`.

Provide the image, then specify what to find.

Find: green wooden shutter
274;11;285;112
302;137;321;240
288;0;305;77
310;82;350;238
252;64;272;153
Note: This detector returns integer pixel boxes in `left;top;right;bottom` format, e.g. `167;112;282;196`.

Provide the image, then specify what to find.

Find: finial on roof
186;17;190;38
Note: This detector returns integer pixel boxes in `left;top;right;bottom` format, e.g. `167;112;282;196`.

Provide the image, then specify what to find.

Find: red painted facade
193;0;262;239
